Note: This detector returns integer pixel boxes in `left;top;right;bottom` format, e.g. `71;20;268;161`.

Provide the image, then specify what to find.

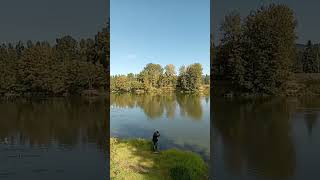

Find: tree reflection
137;95;165;119
110;93;205;120
300;97;320;137
0;97;108;151
213;98;297;178
176;94;203;120
162;95;176;119
110;93;137;108
304;113;318;137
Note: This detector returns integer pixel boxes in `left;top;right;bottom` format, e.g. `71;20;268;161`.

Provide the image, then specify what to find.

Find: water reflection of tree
213;98;297;178
162;95;176;119
110;93;137;108
110;93;204;120
304;113;318;137
299;97;320;137
137;95;165;119
176;94;203;120
0;97;108;151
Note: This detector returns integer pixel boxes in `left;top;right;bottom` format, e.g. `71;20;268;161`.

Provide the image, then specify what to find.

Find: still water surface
0;98;108;180
212;97;320;180
110;93;210;160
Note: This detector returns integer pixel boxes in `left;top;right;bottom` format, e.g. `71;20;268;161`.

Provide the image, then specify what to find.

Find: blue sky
111;0;210;75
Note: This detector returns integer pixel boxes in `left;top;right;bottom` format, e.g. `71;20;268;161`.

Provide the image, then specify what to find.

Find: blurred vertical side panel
106;0;110;179
210;0;214;179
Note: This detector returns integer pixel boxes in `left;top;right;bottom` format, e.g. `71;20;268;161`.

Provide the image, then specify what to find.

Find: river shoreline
0;89;109;100
212;74;320;98
111;86;210;96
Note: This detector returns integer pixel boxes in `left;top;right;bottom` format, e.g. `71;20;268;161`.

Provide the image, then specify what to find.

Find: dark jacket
152;132;160;143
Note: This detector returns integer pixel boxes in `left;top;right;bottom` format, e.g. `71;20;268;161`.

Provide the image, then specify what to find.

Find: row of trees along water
211;4;320;95
295;40;320;73
0;26;109;96
110;63;210;93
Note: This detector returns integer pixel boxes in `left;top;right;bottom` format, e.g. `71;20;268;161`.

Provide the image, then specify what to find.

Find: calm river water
212;97;320;180
0;97;108;180
110;93;210;161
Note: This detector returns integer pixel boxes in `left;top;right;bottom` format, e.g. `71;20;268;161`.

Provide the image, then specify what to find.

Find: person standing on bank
152;130;160;152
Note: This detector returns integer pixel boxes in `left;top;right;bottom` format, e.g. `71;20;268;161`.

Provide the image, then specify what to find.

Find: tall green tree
161;64;177;87
177;63;203;91
0;44;17;93
177;65;188;90
241;4;296;94
218;11;245;88
140;63;163;89
186;63;203;91
55;36;79;62
216;4;296;94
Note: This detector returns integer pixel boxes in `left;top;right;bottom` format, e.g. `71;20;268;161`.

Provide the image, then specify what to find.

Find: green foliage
176;64;203;91
0;28;109;96
301;40;320;73
111;75;131;92
177;66;188;91
202;75;210;85
186;63;203;91
215;4;297;94
161;64;177;87
111;63;208;93
141;63;163;88
170;166;191;180
219;11;244;82
293;42;320;73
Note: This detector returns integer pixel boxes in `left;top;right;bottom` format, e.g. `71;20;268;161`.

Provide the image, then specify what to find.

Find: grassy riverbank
110;138;208;180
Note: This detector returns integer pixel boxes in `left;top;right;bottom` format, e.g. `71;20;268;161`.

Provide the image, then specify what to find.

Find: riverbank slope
110;138;208;180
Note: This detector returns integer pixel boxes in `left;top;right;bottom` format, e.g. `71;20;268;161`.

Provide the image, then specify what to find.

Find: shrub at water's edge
110;138;208;180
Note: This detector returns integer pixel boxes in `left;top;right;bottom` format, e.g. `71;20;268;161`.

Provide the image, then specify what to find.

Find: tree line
212;4;298;95
0;26;109;96
111;63;209;93
294;41;320;73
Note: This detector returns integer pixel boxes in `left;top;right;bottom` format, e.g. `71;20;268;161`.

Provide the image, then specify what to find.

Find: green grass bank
110;138;208;180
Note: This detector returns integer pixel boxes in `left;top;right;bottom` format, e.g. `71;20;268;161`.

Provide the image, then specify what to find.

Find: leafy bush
170;165;191;180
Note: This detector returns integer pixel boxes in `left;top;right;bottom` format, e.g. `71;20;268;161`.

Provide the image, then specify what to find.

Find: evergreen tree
303;40;317;73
